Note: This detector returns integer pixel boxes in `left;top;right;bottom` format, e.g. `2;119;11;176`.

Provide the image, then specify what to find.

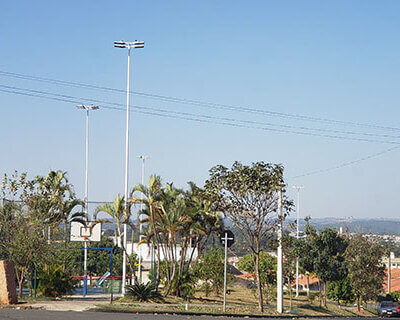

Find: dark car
378;301;400;317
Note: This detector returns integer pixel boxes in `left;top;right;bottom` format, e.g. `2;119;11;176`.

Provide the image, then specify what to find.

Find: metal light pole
277;189;283;313
114;40;144;295
293;185;304;297
76;104;99;297
137;155;149;284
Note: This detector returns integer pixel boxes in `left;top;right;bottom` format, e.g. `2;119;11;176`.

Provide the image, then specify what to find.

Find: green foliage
345;234;385;309
60;236;123;277
131;176;222;296
37;265;75;297
172;270;196;301
204;161;293;312
195;247;228;296
238;251;276;288
298;228;348;283
125;281;163;302
388;291;400;302
327;277;355;304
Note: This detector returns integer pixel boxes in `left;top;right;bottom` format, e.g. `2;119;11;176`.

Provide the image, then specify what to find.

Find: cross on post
220;230;235;312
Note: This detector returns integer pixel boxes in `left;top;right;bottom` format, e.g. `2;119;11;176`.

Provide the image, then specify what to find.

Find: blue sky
1;1;400;219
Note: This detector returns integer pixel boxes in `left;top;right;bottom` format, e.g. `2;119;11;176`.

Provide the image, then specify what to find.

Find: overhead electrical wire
1;69;400;132
1;84;399;140
290;145;400;179
1;84;400;145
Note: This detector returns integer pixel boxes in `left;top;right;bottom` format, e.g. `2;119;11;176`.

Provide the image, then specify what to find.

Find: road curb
90;307;377;319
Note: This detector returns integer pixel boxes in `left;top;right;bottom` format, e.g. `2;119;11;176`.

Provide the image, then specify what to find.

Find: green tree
345;234;385;311
204;161;293;312
238;251;276;304
95;195;138;284
131;176;221;297
195;247;226;296
327;277;355;305
297;227;348;307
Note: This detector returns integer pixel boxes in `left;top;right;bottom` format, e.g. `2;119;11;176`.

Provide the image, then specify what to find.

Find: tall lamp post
137;155;149;284
114;40;144;295
76;104;99;297
292;185;304;297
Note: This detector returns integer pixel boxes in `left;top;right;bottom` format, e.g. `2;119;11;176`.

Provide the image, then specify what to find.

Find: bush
125;281;163;302
389;291;400;302
37;265;75;297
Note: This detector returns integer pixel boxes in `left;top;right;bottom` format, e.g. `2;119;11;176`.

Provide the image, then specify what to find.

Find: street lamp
137;155;150;283
292;185;304;297
114;40;144;295
76;104;99;297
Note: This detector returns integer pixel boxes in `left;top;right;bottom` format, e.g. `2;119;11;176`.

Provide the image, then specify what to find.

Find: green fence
102;279;122;293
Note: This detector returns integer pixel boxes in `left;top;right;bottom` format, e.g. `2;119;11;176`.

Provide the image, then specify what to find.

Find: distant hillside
293;217;400;235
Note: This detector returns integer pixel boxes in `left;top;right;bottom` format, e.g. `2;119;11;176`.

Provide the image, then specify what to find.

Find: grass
95;288;377;317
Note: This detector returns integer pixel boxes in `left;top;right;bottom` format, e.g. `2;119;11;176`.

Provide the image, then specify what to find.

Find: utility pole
76;104;99;297
114;40;144;295
277;189;283;313
137;155;149;284
293;185;304;297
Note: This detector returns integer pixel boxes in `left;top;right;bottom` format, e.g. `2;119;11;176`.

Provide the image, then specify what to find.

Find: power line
1;85;400;145
290;145;400;179
2;84;400;139
1;69;400;132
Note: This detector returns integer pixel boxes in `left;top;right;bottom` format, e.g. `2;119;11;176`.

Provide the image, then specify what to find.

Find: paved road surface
0;309;380;320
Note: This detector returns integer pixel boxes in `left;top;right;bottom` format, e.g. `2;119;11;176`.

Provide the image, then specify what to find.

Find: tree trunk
254;252;264;313
18;279;24;298
318;280;322;307
289;282;292;310
323;281;327;307
357;295;360;312
306;274;310;296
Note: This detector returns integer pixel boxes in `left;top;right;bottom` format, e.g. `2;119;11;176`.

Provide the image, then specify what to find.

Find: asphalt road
0;309;381;320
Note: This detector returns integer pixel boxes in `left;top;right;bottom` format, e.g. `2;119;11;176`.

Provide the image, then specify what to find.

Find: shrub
37;265;75;297
125;281;163;302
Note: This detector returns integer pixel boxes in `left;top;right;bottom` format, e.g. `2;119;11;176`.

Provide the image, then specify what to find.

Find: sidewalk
22;293;121;312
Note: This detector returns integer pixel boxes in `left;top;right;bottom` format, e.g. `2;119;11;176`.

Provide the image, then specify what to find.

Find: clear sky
1;1;400;219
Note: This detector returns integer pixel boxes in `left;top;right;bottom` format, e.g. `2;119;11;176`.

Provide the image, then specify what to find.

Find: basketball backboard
70;221;102;242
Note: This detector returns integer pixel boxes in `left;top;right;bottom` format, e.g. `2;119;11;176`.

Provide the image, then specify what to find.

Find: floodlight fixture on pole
137;155;150;284
76;104;99;297
114;39;145;295
292;185;304;297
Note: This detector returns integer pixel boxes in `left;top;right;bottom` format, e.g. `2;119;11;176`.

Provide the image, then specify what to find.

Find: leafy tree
238;251;276;303
345;234;385;311
195;247;227;296
204;161;293;312
61;236;123;277
283;235;297;310
0;172;51;297
327;277;355;305
297;227;348;307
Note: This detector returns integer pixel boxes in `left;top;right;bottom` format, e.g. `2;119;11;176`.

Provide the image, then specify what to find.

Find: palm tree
95;195;138;284
131;177;222;297
60;199;85;242
130;175;164;286
34;170;73;242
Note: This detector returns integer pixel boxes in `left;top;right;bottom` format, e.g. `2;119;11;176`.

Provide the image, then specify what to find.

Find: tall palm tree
95;195;138;284
60;199;85;242
34;170;73;242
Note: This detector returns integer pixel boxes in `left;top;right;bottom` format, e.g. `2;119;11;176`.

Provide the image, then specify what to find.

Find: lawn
98;288;377;317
